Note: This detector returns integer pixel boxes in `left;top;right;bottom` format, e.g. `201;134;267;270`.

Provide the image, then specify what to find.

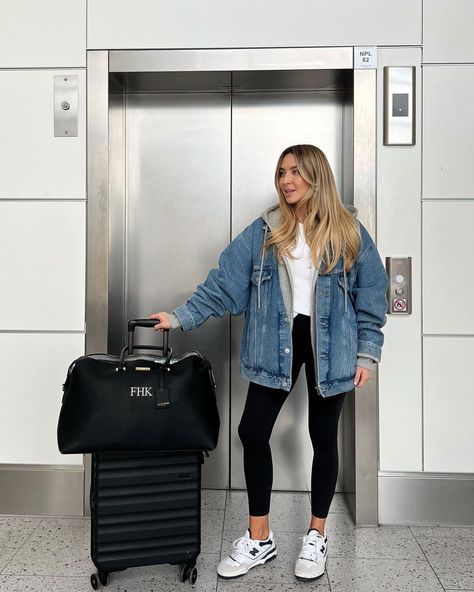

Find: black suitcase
90;450;203;589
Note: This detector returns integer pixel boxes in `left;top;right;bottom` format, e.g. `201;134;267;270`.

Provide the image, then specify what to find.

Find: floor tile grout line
0;516;46;575
408;525;449;591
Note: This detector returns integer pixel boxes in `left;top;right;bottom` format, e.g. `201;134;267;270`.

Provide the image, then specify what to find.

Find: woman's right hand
149;312;171;331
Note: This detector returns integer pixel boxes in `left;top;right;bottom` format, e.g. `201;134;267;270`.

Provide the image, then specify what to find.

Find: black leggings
238;313;347;518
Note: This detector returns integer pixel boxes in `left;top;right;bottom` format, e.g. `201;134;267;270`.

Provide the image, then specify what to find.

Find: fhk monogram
130;387;153;397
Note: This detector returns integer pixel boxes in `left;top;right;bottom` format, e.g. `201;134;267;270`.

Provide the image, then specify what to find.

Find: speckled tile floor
0;492;473;592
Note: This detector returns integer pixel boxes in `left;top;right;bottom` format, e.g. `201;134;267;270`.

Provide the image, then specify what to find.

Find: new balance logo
130;386;153;397
249;547;259;557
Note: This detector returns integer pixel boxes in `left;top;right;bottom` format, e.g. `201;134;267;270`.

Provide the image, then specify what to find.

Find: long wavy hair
264;144;361;273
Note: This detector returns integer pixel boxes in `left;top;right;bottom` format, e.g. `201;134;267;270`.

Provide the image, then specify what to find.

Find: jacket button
284;317;289;323
284;348;290;354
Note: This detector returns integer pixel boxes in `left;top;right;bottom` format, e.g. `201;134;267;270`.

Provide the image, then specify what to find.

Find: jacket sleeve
171;228;253;331
352;232;389;363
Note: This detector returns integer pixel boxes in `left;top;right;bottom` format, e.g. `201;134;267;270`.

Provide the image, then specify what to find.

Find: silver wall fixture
386;256;412;314
383;66;415;145
54;74;78;137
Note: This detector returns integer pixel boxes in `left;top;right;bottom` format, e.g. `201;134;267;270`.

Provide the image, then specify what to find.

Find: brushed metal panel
86;51;109;355
383;66;415;146
85;50;109;514
379;472;474;526
54;74;79;137
352;69;377;525
110;48;353;73
231;90;344;492
122;92;231;489
423;65;474;198
0;465;84;516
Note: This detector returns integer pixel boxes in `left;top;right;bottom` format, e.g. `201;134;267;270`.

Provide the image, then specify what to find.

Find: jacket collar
260;202;358;229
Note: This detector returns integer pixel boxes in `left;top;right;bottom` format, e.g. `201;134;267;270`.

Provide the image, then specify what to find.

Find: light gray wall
87;0;422;49
1;0;473;518
0;0;86;515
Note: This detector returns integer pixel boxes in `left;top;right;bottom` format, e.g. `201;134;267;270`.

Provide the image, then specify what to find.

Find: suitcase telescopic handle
125;318;171;362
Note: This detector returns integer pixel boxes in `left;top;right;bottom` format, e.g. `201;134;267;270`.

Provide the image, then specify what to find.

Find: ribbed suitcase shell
90;451;202;573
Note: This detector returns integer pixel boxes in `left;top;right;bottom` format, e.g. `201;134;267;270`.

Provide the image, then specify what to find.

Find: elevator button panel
54;75;78;137
386;257;412;315
383;66;415;145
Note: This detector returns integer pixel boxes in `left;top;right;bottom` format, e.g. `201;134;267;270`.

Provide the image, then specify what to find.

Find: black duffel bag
57;319;219;454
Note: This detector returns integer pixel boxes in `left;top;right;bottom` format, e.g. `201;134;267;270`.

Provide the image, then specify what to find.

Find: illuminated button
395;274;404;284
284;348;290;354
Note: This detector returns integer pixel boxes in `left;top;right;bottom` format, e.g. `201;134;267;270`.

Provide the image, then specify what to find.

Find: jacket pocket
251;265;273;308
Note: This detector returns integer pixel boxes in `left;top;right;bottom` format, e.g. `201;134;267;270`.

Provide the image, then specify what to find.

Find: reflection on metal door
230;90;345;490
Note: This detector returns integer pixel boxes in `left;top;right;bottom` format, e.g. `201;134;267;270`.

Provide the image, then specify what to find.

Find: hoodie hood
259;202;358;314
260;202;358;229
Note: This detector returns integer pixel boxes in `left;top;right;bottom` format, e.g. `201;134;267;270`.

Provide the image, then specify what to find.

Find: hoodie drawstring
343;242;348;313
257;225;269;309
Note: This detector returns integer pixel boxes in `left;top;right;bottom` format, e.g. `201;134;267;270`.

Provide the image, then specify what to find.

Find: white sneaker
217;529;277;579
294;529;328;581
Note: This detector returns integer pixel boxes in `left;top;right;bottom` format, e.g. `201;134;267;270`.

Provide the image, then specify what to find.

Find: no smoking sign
393;298;407;312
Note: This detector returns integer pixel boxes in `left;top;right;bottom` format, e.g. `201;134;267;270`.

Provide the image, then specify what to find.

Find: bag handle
122;318;172;364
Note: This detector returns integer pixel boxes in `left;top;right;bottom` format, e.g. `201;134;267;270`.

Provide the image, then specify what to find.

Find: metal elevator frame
86;47;377;525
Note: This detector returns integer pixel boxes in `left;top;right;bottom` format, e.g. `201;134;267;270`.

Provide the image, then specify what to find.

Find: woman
150;144;388;581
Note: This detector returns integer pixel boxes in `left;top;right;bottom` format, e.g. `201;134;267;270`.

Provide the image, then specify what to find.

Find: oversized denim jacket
172;204;389;398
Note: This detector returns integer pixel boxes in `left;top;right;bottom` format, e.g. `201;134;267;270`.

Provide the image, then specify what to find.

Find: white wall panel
424;0;474;63
0;0;85;68
0;202;86;331
88;0;421;49
423;202;474;334
423;337;474;472
0;333;84;465
423;66;474;198
377;48;423;471
0;70;86;199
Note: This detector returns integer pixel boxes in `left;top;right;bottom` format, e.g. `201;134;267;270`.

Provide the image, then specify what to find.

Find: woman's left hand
354;366;372;388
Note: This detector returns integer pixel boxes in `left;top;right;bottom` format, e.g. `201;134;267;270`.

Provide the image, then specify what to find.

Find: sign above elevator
354;46;377;69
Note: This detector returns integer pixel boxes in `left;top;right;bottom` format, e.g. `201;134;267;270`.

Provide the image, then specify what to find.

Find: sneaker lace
298;534;324;562
230;535;254;559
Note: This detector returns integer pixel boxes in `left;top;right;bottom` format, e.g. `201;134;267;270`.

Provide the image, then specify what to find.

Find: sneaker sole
217;548;277;579
295;570;325;582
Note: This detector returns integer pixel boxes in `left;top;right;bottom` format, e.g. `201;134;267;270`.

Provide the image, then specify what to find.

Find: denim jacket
171;204;389;397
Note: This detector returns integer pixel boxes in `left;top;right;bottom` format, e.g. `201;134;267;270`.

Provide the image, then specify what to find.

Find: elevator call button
386;257;412;315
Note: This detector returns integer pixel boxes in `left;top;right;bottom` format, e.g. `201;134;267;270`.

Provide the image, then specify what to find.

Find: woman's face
278;152;310;206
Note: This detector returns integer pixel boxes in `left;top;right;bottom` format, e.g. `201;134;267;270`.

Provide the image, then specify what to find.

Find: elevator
87;48;377;523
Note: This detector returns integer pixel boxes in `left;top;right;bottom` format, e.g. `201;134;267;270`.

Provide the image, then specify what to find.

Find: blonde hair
264;144;361;273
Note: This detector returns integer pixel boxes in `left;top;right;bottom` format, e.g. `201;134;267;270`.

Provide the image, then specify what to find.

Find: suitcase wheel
179;564;198;584
90;570;109;589
189;566;198;584
99;570;110;586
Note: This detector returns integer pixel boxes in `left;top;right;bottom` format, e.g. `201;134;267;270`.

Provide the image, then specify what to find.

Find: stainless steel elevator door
231;91;344;491
124;92;231;488
117;87;345;491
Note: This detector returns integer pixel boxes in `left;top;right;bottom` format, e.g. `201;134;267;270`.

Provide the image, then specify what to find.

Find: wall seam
420;57;424;473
